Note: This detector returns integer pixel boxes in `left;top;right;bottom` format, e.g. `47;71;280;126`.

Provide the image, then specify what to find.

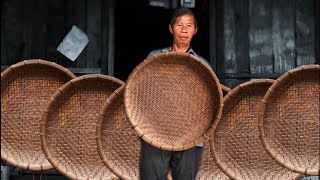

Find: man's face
170;14;197;47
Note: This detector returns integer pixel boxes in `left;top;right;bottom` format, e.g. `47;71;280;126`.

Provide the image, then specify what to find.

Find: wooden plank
223;0;236;74
30;0;48;59
295;0;315;66
20;0;34;60
192;1;209;65
65;0;86;68
1;0;25;65
68;68;101;75
1;0;9;65
233;0;249;73
222;0;249;88
0;0;9;65
315;0;320;64
20;0;47;60
249;0;273;74
216;0;226;83
225;72;282;79
47;0;66;65
209;0;217;72
101;0;108;75
86;0;101;68
101;0;115;75
272;0;296;73
107;0;115;76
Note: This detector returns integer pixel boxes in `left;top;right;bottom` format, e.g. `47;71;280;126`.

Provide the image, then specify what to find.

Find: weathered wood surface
0;0;318;86
1;0;109;72
217;0;317;88
248;0;273;74
295;0;315;66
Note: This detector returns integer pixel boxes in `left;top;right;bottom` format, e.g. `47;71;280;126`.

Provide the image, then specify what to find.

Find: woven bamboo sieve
196;84;230;180
124;51;223;151
40;74;123;180
1;60;76;170
211;79;302;180
97;86;140;180
97;84;230;180
259;65;320;176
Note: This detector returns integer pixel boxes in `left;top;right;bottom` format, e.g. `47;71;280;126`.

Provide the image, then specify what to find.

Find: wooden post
101;0;115;76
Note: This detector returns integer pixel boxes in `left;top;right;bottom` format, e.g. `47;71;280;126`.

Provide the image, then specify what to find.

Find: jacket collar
160;47;196;55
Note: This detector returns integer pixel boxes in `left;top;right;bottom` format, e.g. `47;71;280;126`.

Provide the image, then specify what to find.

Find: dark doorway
114;0;210;82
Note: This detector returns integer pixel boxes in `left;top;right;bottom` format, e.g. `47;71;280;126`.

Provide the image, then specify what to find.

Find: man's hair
169;7;197;28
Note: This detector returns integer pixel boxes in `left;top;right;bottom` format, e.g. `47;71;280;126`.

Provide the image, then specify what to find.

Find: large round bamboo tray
1;60;76;170
97;85;230;180
196;84;230;180
97;86;139;180
259;65;320;176
40;74;123;179
211;79;302;180
124;51;223;151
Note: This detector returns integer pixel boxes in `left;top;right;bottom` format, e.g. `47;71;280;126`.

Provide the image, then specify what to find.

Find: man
140;7;210;180
147;7;208;64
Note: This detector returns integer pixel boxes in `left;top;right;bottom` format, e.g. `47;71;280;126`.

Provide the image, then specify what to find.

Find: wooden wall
1;0;114;75
1;0;319;88
210;0;319;88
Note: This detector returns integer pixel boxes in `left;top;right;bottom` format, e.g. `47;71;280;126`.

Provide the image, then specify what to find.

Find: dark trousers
140;140;203;180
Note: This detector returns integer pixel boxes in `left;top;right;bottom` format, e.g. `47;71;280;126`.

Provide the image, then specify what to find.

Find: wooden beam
1;65;100;75
224;72;282;79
